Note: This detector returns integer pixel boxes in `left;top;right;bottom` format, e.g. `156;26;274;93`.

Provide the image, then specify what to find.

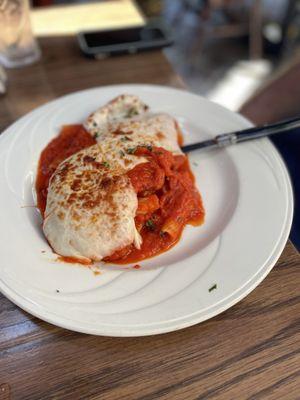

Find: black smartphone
78;22;173;58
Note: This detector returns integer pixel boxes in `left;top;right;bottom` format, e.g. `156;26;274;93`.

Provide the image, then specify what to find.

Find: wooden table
0;36;299;400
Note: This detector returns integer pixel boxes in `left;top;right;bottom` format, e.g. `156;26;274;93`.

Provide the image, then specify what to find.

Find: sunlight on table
31;0;145;37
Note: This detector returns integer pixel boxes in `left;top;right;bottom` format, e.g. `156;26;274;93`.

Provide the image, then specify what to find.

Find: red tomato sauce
35;125;96;216
57;256;92;266
36;125;204;265
105;146;204;264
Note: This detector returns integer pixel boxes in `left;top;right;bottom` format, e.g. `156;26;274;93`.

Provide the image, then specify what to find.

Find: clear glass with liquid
0;0;41;68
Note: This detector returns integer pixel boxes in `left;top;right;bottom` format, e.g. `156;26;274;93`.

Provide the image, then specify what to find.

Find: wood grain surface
0;35;299;400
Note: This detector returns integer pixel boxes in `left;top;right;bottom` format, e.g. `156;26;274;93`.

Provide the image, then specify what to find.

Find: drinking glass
0;0;41;68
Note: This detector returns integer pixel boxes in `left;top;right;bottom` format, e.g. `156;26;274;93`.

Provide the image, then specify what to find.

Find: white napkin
0;65;7;94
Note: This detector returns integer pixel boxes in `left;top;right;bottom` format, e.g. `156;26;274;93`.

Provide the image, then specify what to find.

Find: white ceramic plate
0;85;293;336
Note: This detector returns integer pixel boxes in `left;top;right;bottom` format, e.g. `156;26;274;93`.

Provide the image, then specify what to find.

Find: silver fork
181;116;300;153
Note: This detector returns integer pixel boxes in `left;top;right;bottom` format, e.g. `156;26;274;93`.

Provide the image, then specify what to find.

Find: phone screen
84;27;166;48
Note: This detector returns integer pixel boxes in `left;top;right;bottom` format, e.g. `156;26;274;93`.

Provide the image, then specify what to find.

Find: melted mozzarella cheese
84;94;149;137
97;113;183;155
44;144;141;263
44;95;183;262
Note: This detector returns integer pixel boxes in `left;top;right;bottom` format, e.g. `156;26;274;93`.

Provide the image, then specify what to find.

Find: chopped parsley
127;108;139;118
209;283;217;292
121;136;131;142
102;161;110;168
126;144;152;155
127;147;136;155
119;150;125;157
145;219;156;231
94;132;99;139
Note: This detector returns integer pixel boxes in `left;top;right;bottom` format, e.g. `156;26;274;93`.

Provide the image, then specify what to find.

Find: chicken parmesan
36;94;205;265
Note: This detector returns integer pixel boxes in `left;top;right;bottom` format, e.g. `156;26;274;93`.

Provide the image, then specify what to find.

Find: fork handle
215;116;300;147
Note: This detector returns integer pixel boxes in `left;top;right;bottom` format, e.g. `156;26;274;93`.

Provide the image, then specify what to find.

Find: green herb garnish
127;147;136;155
209;283;217;292
121;136;131;142
119;150;125;157
102;161;110;168
94;132;99;139
145;219;156;231
127;108;139;118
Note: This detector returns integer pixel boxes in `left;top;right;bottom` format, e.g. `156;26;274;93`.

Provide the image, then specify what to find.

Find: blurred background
25;0;300;112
